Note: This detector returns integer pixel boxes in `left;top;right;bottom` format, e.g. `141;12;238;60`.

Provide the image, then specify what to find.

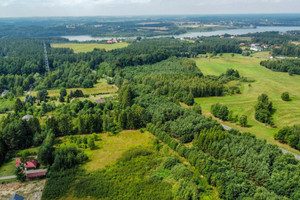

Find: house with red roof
107;40;113;44
15;158;38;170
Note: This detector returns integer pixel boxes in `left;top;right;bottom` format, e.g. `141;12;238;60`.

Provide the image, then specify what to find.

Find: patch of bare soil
0;179;46;200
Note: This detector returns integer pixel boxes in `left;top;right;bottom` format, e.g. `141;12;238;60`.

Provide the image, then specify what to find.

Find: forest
0;35;300;200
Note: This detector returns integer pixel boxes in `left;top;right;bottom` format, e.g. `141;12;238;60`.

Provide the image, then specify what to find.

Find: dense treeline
147;125;295;199
275;125;300;150
239;31;300;46
260;59;300;75
272;43;300;57
192;128;299;199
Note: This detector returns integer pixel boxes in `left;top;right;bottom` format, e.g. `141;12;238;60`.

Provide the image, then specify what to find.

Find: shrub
281;92;290;101
162;156;181;170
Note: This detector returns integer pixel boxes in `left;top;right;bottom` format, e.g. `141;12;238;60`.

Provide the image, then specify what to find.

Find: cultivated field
194;55;300;155
51;42;129;53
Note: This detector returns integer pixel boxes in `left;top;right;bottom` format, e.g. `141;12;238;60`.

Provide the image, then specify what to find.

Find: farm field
194;55;300;155
51;42;129;53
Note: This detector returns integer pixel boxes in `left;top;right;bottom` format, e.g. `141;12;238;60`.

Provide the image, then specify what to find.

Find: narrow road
0;175;16;180
221;123;300;161
0;169;47;181
280;148;300;160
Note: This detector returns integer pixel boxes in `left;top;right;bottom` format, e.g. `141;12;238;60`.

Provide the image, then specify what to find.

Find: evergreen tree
14;98;23;113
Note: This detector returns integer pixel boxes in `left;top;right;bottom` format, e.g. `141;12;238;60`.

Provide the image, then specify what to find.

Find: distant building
220;36;224;38
15;158;38;170
22;115;33;121
239;43;245;46
26;170;47;179
107;40;113;44
10;193;25;200
275;46;281;49
230;36;235;38
1;89;9;97
278;56;286;59
250;44;263;52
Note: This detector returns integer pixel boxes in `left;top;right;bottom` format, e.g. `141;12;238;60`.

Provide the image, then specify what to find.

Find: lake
62;26;300;42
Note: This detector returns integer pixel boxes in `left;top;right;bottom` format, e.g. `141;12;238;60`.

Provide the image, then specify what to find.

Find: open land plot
194;55;300;155
31;79;118;98
80;130;155;171
51;42;129;53
0;179;46;200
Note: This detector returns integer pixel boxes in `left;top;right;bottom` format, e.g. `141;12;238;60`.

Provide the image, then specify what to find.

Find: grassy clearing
194;55;300;155
82;130;155;171
0;158;16;177
51;42;129;53
31;79;118;98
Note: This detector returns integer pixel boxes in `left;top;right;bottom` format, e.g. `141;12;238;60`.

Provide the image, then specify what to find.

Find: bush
239;115;248;127
118;147;152;162
281;92;290;101
162;156;181;170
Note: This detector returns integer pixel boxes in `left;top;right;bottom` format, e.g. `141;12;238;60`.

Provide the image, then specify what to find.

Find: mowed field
51;42;129;53
194;55;300;155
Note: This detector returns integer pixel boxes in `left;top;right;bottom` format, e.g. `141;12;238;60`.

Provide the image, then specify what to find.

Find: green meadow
51;42;129;53
194;55;300;155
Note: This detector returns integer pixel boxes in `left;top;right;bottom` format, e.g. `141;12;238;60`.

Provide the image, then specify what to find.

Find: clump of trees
275;125;300;150
239;115;248;127
254;94;274;126
281;92;290;101
211;103;229;121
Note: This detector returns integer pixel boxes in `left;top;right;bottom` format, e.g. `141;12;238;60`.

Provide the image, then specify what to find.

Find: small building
112;39;118;43
1;89;9;97
96;99;106;104
107;40;113;44
230;36;235;38
250;44;263;52
239;43;245;46
220;36;224;38
26;170;47;179
15;158;38;170
275;46;280;49
22;115;33;121
10;193;25;200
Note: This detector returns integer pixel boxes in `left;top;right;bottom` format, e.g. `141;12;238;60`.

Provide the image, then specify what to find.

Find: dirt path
0;175;16;180
220;122;300;161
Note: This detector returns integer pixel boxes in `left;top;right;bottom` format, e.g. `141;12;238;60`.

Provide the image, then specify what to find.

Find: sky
0;0;299;17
